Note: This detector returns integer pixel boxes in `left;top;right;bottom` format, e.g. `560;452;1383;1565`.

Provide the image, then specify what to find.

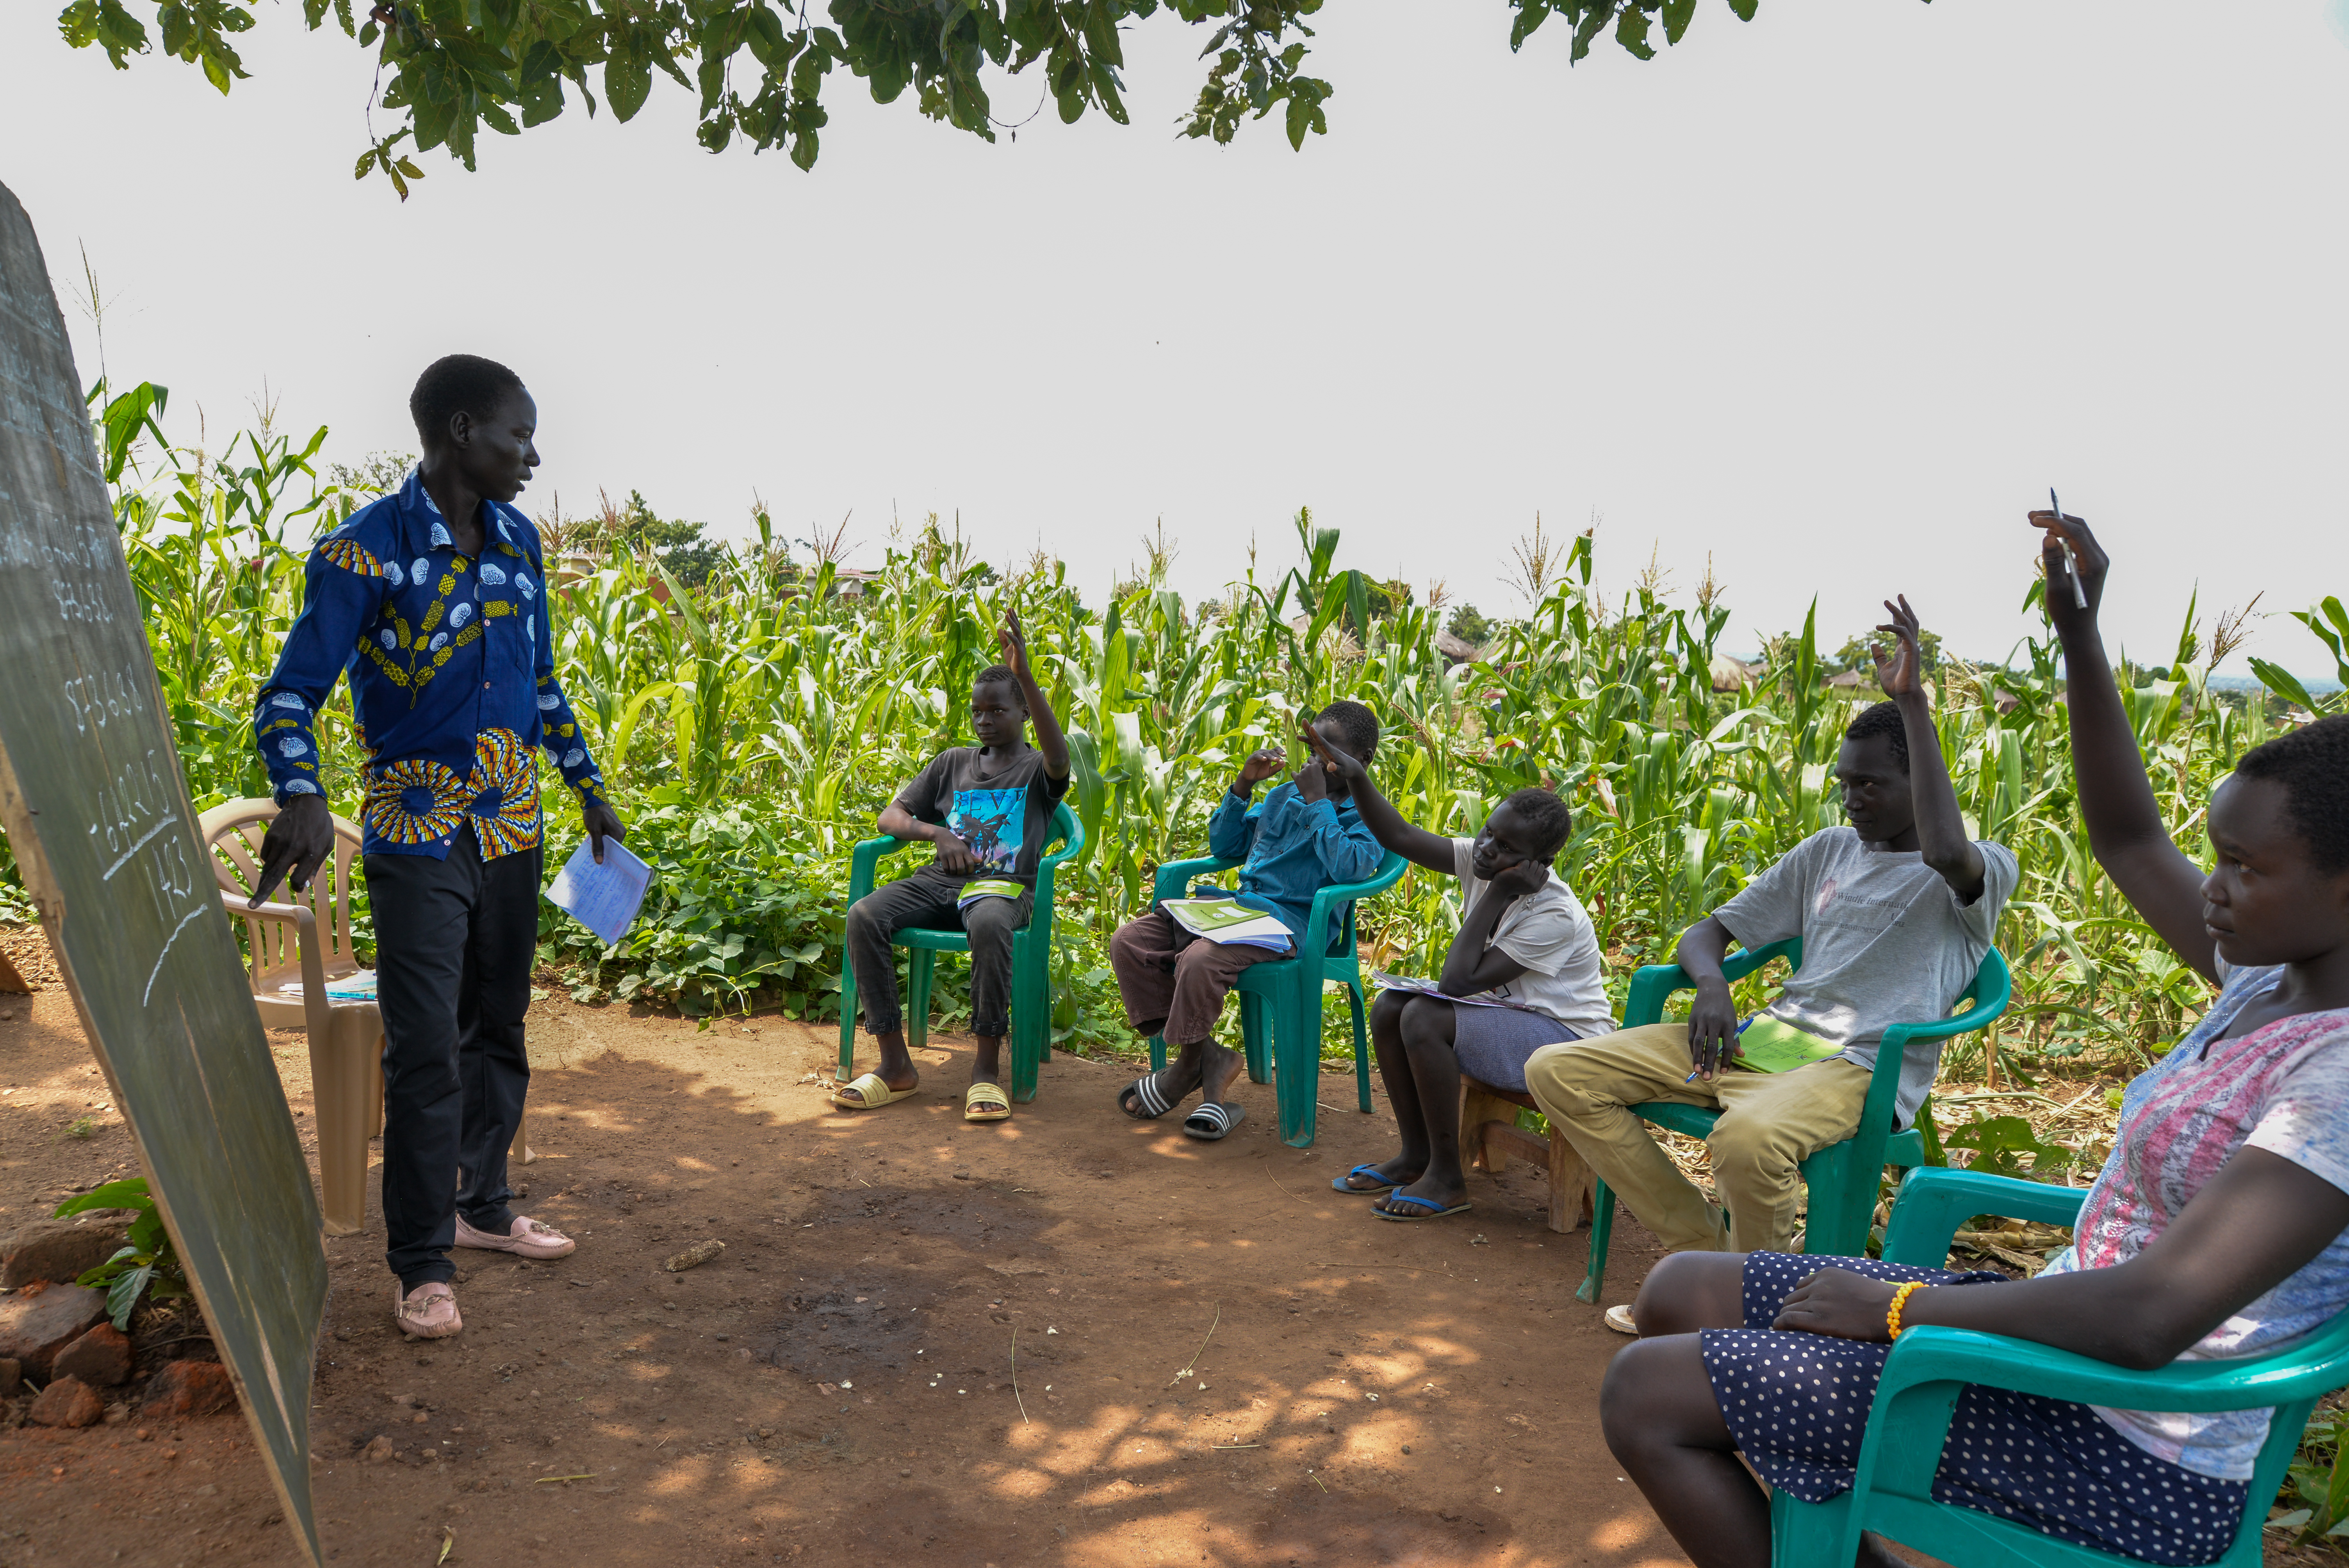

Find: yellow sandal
963;1082;1012;1123
832;1072;917;1110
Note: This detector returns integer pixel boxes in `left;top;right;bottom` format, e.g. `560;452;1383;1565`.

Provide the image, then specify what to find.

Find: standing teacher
248;355;626;1338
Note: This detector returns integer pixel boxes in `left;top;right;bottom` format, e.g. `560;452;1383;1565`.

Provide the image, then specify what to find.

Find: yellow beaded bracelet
1887;1280;1928;1340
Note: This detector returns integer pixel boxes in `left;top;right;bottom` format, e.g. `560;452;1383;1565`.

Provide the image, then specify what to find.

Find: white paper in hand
544;838;652;948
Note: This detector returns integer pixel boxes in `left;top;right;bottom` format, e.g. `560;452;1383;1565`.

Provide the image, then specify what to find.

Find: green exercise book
1729;1015;1844;1074
955;878;1023;912
1161;896;1296;951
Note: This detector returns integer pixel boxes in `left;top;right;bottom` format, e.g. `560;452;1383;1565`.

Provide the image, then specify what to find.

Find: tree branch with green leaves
55;0;1784;196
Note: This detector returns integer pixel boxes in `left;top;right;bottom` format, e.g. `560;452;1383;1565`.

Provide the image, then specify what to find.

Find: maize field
9;380;2347;1094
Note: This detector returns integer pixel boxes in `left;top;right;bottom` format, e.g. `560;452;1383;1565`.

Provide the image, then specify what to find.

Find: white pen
2050;487;2087;608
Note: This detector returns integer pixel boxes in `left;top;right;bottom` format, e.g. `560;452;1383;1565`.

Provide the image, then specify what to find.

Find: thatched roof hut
1710;654;1758;693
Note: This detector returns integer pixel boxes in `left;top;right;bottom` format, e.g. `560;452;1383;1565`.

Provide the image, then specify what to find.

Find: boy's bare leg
1159;936;1276;1113
1185;1035;1247;1108
1339;990;1428;1190
972;1034;1002;1085
1111;913;1207;1114
870;1028;918;1094
1372;997;1467;1216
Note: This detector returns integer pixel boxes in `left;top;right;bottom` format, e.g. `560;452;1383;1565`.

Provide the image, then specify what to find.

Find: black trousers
844;873;1033;1039
365;825;538;1290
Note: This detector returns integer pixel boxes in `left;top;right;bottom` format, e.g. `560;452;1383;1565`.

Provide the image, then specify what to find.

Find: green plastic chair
1773;1163;2349;1567
1577;938;2012;1304
1144;849;1408;1148
835;800;1084;1105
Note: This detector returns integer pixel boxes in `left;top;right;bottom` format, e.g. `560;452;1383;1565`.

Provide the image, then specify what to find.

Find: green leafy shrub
54;1177;189;1331
1942;1114;2076;1181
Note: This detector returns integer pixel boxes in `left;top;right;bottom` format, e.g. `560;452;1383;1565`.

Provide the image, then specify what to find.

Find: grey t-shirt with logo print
1713;826;2019;1125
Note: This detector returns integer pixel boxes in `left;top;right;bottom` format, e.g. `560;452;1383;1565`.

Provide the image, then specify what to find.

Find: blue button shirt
254;470;604;859
1205;782;1383;953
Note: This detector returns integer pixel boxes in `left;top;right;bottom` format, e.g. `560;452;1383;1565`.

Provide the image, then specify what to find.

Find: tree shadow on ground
6;995;1679;1568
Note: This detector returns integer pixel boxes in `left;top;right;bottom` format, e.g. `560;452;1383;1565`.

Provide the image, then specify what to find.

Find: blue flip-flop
1374;1193;1472;1222
1331;1164;1400;1195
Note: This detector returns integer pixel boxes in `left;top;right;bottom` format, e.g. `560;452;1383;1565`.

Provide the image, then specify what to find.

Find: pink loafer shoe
454;1213;577;1260
394;1282;463;1339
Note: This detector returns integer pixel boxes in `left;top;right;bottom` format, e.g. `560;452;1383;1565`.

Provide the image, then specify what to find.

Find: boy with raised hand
247;354;625;1341
1299;730;1610;1221
1108;702;1383;1140
837;608;1070;1123
1524;597;2019;1331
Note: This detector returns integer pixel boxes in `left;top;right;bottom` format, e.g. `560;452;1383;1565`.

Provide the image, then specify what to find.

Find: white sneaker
1604;1303;1639;1336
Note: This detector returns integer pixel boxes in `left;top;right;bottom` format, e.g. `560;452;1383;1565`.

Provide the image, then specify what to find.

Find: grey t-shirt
1714;826;2019;1124
892;744;1071;890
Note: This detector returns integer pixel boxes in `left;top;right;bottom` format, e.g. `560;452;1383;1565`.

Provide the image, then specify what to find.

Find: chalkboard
0;179;325;1568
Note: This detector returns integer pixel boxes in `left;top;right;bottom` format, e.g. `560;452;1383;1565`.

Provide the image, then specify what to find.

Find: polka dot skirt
1700;1252;2251;1567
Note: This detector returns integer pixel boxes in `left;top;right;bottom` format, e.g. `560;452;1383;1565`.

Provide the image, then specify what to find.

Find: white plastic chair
200;798;533;1237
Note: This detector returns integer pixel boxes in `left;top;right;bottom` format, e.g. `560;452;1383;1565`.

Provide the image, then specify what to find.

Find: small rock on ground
0;1217;131;1289
52;1322;133;1387
143;1359;235;1419
27;1374;105;1428
0;1283;106;1377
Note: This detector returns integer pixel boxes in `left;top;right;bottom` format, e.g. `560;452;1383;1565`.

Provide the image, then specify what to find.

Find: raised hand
1291;717;1342;803
1233;747;1287;792
250;794;333;906
2028;507;2108;635
1297;717;1368;792
1872;595;1925;700
997;606;1032;679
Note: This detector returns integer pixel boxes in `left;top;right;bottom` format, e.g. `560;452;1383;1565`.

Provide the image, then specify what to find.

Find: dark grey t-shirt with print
892;745;1071;890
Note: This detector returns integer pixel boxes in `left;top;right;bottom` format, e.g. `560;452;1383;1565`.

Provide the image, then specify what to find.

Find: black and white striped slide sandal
1183;1102;1246;1141
1119;1071;1187;1121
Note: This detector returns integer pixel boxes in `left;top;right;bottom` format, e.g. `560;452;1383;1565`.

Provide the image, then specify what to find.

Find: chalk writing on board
64;667;217;1003
94;746;169;867
0;525;122;624
61;667;148;735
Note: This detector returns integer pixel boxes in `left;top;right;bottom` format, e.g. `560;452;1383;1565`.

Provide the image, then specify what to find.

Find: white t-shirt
1450;837;1613;1038
1713;827;2019;1125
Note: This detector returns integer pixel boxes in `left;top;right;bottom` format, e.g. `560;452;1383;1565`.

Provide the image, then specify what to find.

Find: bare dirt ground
2;923;1697;1568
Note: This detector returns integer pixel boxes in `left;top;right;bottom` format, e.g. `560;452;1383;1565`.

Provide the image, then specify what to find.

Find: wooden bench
1460;1073;1594;1233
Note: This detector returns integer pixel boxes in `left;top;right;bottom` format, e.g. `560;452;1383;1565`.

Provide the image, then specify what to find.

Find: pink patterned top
2038;962;2349;1479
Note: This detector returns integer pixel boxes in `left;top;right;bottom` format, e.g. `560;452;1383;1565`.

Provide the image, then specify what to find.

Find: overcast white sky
2;0;2345;674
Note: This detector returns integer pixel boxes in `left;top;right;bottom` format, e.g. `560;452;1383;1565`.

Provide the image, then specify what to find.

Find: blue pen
1689;1016;1749;1081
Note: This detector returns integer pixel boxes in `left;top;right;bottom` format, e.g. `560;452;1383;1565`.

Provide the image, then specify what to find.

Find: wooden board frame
0;177;326;1567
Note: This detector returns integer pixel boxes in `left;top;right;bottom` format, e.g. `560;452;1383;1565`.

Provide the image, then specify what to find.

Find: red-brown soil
2;922;1696;1568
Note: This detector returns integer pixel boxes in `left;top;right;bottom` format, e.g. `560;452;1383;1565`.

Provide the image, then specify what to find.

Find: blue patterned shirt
253;470;605;859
